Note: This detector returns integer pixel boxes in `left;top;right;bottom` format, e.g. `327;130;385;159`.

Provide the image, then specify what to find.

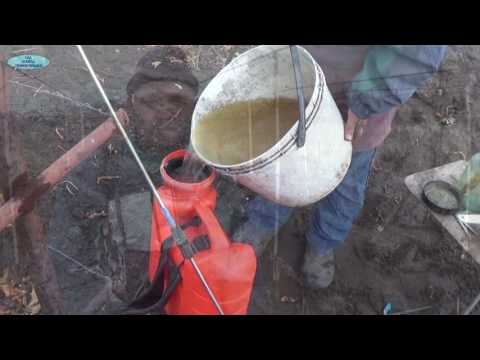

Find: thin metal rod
48;245;110;281
0;53;8;112
464;292;480;315
463;221;480;237
390;305;432;315
76;45;224;315
191;260;224;315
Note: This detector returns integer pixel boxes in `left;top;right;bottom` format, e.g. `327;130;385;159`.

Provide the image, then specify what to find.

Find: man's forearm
347;45;448;119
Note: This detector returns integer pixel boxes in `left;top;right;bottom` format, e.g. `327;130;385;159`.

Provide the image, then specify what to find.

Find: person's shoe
302;244;335;289
231;221;276;257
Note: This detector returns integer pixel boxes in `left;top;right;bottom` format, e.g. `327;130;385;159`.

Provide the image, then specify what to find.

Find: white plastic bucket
191;45;352;207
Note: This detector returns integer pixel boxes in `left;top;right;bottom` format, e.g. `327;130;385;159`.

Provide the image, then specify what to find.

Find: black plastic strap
128;237;178;312
125;259;181;315
290;45;306;148
126;216;211;314
171;226;196;259
192;235;210;252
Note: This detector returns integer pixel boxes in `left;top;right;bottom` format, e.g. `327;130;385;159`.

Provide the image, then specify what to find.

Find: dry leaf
0;304;12;315
0;284;13;298
0;279;18;299
280;296;298;303
0;269;9;284
27;288;41;315
0;270;13;297
167;57;183;64
0;272;39;315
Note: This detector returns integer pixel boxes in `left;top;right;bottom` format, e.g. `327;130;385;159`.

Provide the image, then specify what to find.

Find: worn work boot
231;222;277;257
302;244;335;290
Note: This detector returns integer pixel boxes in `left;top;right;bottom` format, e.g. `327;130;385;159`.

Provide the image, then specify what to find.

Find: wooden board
404;160;480;265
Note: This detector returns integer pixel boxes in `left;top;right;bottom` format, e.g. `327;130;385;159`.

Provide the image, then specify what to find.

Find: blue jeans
245;150;377;255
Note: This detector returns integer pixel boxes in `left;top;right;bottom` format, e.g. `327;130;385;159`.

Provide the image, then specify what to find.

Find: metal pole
76;45;224;315
0;53;8;112
464;292;480;315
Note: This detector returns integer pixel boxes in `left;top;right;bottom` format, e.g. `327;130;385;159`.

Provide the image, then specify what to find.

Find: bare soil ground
1;45;480;315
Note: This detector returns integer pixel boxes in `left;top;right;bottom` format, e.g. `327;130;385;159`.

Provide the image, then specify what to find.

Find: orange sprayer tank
148;149;257;315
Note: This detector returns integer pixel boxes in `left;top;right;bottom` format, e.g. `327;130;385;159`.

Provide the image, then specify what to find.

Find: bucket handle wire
289;45;306;148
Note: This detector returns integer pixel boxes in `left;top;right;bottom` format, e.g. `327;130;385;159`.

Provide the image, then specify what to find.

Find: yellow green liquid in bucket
192;97;301;166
